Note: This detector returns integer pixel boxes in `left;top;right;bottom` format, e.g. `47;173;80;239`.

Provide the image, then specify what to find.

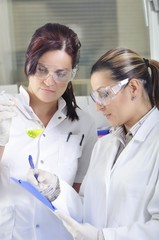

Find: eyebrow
38;62;69;71
96;85;109;91
96;82;119;91
37;63;47;68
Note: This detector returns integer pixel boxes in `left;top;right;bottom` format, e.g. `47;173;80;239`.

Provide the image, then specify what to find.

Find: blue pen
28;155;39;180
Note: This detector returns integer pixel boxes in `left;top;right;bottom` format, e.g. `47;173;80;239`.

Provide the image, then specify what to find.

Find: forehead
91;70;116;90
38;50;72;69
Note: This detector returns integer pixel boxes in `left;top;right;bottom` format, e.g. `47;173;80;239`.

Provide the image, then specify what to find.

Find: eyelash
37;66;47;72
99;90;110;98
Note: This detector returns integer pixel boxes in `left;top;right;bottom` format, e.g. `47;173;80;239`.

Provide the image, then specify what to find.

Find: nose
43;74;56;86
96;102;105;112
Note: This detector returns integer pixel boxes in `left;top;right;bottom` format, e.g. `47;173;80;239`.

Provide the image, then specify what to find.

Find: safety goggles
90;78;129;106
35;63;76;83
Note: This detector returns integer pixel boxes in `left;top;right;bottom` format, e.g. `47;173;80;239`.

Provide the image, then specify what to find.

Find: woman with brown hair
29;47;159;240
0;23;97;240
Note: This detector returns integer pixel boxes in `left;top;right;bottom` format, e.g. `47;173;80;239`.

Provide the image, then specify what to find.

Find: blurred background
1;0;156;96
1;0;159;131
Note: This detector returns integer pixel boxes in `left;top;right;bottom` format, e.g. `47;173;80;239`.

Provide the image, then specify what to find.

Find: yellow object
26;129;44;138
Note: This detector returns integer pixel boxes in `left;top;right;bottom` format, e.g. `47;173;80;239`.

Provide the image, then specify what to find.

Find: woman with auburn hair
0;23;97;240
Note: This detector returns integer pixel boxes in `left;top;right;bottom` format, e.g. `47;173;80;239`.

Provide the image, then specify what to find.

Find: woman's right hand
0;95;17;146
27;168;61;202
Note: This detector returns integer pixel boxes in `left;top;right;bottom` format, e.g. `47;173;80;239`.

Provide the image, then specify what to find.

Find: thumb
54;211;78;237
55;210;77;227
36;169;53;183
27;168;39;186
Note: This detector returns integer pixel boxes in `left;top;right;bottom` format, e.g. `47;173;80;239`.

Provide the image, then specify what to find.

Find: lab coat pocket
58;134;83;183
59;133;83;163
0;206;15;240
115;183;146;226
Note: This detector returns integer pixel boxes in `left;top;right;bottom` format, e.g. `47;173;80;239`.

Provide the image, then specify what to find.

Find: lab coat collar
133;107;159;142
17;86;67;127
110;107;159;145
16;86;37;121
110;126;125;145
19;85;30;105
57;97;67;115
19;85;67;113
110;108;159;171
48;98;68;128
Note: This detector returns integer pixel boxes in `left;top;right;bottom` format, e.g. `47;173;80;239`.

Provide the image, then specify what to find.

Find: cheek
116;88;132;109
56;83;68;96
27;80;36;96
109;94;131;126
109;103;122;126
28;76;38;89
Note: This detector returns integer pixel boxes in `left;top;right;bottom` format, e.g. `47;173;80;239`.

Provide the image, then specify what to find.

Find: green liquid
26;129;44;138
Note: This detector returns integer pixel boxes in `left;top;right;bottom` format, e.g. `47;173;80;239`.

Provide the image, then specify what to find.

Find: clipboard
11;177;57;212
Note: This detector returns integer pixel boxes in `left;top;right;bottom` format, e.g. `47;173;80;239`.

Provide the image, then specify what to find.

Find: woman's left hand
55;210;104;240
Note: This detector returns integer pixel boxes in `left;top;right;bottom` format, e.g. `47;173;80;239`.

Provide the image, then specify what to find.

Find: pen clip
66;132;72;142
79;134;84;146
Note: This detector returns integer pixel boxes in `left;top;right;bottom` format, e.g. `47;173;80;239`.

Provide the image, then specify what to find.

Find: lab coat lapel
105;137;121;176
111;108;159;171
134;107;159;142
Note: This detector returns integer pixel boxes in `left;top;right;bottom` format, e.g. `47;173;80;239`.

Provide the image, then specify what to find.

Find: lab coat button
36;224;40;228
58;116;62;119
40;160;44;164
43;133;46;137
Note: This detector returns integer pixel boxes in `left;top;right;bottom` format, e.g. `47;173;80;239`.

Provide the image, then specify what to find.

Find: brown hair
24;23;81;120
91;47;159;109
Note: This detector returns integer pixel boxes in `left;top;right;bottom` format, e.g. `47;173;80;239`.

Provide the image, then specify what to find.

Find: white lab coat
0;86;97;240
56;107;159;239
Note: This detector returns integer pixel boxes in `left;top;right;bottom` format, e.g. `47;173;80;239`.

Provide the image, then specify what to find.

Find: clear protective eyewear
35;62;76;83
90;78;129;106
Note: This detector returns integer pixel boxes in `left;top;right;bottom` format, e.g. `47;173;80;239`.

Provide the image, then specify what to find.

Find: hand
0;94;17;146
27;168;61;202
55;211;104;240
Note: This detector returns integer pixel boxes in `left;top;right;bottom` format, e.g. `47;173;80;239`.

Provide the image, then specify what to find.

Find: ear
128;78;141;96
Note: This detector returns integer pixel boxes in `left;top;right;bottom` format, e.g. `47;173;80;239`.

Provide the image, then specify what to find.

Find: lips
41;88;56;93
104;113;111;118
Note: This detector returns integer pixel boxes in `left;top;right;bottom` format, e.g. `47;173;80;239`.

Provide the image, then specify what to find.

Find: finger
0;110;17;120
0;99;15;106
55;211;77;226
27;168;39;186
37;170;53;183
37;174;46;183
54;211;77;237
33;169;45;183
0;105;16;111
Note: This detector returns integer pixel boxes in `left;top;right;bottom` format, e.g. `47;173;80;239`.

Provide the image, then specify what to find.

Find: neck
29;97;58;127
124;102;152;130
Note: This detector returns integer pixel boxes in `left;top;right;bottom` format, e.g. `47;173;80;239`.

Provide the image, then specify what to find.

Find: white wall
116;0;150;57
147;0;159;60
